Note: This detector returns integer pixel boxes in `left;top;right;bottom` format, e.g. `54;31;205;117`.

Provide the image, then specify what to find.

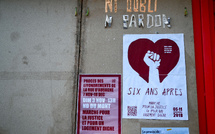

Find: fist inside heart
128;39;180;83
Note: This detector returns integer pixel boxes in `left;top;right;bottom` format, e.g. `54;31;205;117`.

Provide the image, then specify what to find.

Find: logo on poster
128;39;180;83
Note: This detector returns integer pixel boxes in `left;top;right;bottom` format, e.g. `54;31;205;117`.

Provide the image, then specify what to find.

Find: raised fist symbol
144;50;161;69
143;50;161;83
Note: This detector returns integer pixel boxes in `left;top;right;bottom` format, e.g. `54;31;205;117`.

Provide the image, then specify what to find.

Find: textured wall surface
0;0;199;134
0;0;79;133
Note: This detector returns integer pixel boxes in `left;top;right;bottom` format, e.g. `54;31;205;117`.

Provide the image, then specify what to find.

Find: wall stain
10;32;20;42
56;37;62;42
41;51;47;57
33;44;43;51
22;56;28;65
39;1;42;6
48;78;73;134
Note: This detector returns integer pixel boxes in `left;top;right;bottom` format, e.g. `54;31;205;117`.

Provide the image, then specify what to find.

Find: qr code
127;106;137;116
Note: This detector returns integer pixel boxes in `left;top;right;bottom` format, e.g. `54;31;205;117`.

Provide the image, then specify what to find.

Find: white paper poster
123;34;188;120
141;127;189;134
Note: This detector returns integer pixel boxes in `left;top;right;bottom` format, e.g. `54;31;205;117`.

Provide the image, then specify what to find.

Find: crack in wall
73;0;83;133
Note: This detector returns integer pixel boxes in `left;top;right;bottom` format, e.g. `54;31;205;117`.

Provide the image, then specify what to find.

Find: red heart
128;39;180;83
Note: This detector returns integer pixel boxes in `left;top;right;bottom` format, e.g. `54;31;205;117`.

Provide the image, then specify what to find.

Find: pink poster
77;75;121;134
